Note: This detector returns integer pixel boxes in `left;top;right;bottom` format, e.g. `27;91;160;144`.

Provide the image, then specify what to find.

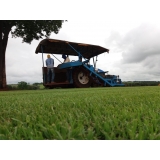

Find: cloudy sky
4;0;160;84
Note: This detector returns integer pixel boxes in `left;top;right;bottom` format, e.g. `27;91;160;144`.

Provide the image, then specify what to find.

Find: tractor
35;39;124;88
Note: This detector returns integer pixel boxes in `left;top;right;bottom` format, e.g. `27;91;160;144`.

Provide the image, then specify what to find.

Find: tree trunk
0;21;3;89
0;21;11;89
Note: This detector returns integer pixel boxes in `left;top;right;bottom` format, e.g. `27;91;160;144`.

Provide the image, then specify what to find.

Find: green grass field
0;86;160;140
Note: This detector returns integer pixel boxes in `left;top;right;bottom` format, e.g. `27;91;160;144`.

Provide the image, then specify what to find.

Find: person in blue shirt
46;54;55;83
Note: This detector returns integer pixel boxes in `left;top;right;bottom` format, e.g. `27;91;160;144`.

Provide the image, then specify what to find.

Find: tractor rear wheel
73;67;91;88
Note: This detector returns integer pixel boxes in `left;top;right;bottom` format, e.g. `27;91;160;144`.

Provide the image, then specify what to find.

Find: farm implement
35;39;124;88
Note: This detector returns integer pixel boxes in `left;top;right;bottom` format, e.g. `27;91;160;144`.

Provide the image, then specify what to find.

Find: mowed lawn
0;86;160;140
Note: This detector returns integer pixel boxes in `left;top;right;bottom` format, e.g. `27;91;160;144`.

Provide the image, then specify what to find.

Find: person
46;54;55;83
62;54;71;82
62;54;70;63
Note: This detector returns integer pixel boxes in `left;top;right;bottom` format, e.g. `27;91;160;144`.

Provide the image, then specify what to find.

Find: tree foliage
7;81;41;90
17;81;28;90
0;20;65;89
10;20;64;43
123;81;160;87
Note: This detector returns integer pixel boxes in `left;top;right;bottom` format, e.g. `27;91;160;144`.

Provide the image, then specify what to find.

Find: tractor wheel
73;67;91;88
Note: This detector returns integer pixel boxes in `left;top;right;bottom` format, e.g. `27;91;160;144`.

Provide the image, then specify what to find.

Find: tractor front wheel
73;67;91;88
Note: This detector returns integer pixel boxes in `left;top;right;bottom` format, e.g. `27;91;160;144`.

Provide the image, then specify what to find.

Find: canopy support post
41;45;45;84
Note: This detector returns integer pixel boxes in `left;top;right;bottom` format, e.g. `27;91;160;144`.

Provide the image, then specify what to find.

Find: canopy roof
35;39;109;59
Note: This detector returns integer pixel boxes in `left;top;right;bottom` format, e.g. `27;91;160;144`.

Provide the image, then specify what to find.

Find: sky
3;0;160;84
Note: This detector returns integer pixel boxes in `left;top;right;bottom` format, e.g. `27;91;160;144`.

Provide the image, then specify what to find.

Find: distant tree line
7;81;43;90
123;81;160;87
6;81;160;90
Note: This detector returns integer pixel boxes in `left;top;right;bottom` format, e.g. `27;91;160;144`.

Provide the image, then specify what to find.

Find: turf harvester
35;39;124;88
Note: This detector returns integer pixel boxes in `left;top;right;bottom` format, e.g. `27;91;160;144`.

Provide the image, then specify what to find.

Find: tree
0;20;65;89
17;81;28;90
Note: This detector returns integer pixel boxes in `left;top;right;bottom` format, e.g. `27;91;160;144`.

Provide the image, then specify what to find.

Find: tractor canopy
35;39;109;59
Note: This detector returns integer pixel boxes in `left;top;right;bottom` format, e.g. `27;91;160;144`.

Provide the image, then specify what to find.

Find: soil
0;88;9;91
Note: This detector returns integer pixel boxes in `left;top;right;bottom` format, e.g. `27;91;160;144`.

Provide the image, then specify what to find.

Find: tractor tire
73;67;91;88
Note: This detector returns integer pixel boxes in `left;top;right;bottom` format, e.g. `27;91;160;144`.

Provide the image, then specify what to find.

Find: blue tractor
35;39;124;88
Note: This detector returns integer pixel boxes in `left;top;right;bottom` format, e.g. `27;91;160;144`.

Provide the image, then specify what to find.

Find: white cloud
105;23;160;81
